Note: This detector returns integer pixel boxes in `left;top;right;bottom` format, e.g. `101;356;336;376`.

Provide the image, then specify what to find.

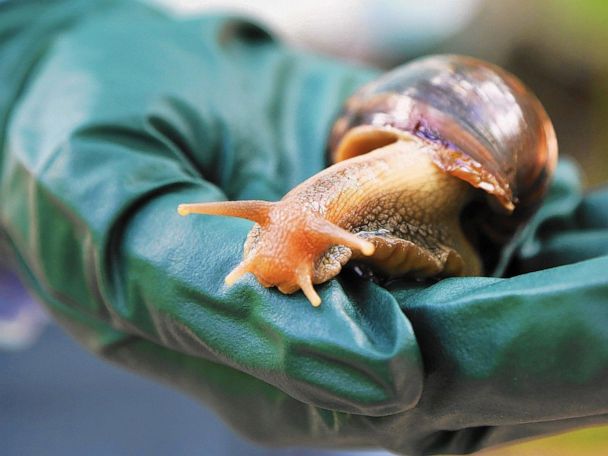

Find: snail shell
178;55;558;306
330;55;558;242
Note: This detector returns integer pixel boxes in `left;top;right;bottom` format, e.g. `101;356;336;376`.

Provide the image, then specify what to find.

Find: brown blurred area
439;0;608;188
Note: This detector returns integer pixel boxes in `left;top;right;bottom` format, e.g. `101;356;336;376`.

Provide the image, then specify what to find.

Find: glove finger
505;160;608;273
114;187;423;416
1;5;417;417
391;255;608;433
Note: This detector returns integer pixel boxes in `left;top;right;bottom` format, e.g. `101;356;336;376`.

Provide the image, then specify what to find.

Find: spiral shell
329;55;558;243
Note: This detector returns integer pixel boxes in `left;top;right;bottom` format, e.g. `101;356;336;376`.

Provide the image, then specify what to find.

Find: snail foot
354;233;465;278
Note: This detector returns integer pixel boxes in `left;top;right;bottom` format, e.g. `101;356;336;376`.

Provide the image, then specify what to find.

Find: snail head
178;200;374;306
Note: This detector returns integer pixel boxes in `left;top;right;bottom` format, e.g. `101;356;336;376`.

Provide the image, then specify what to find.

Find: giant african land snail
178;55;558;306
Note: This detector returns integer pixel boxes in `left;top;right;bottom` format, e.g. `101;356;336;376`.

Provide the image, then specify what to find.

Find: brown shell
329;55;558;244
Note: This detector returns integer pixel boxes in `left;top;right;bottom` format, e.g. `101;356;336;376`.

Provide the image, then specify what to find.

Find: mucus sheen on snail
178;55;558;307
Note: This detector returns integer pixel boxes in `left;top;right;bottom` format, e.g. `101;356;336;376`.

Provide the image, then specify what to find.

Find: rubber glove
1;1;607;455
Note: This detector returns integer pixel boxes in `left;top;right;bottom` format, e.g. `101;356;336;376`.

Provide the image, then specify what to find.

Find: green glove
1;1;607;454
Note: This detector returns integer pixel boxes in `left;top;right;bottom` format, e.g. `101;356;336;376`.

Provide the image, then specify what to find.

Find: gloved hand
1;1;607;455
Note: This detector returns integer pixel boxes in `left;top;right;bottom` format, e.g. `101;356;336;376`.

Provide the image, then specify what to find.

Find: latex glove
1;1;607;455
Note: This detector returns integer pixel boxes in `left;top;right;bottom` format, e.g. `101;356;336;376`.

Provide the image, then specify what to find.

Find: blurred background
149;0;608;188
2;0;608;455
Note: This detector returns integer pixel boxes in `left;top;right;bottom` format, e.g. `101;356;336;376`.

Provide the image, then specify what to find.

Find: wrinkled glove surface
1;1;607;454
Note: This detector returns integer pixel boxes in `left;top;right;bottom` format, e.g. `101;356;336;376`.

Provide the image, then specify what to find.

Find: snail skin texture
178;55;558;307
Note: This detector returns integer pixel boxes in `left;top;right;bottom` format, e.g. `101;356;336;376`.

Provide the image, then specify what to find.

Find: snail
178;55;558;307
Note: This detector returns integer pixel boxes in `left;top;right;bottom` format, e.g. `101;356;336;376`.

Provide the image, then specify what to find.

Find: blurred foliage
483;425;608;456
537;0;608;188
553;0;608;60
440;0;608;188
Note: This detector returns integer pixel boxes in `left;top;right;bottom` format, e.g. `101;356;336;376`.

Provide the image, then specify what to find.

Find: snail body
178;55;558;306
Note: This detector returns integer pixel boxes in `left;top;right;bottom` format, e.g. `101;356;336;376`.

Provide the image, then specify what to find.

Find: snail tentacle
224;259;253;286
296;264;321;307
307;217;375;256
178;200;274;225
